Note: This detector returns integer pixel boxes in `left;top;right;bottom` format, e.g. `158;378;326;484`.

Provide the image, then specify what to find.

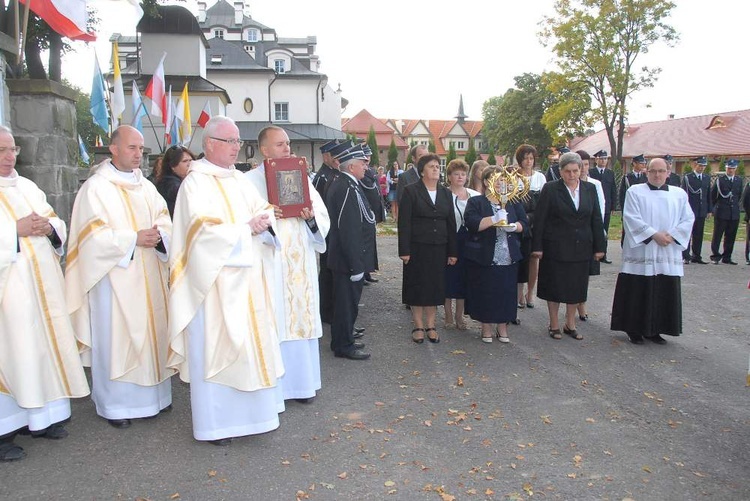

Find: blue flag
78;135;90;164
131;81;148;133
90;55;110;133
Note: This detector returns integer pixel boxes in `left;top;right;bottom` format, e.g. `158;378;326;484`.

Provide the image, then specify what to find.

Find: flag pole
133;100;163;153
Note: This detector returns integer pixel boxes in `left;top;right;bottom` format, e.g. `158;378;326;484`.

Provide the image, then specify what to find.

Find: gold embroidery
20;238;72;394
213;178;236;223
66;218;106;266
247;281;270;387
169;216;222;285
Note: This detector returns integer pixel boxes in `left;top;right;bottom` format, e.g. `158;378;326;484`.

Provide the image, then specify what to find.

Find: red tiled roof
341;109;393;134
572;109;750;159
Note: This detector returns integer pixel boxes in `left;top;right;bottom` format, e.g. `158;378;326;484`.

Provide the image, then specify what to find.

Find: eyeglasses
648;169;668;174
0;146;21;156
210;137;244;146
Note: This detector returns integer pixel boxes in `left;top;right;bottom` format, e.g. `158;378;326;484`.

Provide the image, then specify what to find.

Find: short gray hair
559;151;583;171
0;124;13;136
202;116;237;149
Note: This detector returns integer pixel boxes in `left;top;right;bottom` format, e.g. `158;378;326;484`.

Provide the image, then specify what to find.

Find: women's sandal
563;325;583;340
526;301;535;309
425;327;440;343
495;326;510;343
411;328;425;344
549;328;562;340
444;322;456;329
481;335;493;343
579;314;588;322
456;320;468;331
517;302;526;309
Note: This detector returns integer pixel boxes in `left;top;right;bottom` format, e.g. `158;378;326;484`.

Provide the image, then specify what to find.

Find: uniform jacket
325;172;376;275
532;179;606;262
397;181;457;258
619;171;647;210
312;163;337;200
711;175;744;220
463;196;528;266
545;163;560;182
588;166;617;214
681;171;712;218
667;172;681;187
360;167;385;223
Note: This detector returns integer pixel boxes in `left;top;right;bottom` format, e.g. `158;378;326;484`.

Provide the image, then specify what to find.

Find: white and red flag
197;101;212;129
145;53;167;125
20;0;96;41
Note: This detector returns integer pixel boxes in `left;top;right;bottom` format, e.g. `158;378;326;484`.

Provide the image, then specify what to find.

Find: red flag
19;0;96;42
145;53;167;125
197;101;212;128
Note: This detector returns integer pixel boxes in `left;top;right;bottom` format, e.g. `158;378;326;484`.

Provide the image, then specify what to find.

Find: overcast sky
68;0;750;125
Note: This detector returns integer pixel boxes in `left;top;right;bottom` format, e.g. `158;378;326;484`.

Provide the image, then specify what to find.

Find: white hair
202;116;237;149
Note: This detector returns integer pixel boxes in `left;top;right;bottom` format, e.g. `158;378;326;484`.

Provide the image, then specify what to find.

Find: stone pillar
8;79;79;223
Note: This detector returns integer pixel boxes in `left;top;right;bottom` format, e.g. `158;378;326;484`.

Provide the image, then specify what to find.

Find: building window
246;29;258;42
243;98;254;114
274;59;285;74
213;29;224;39
457;141;465;150
449;141;455;149
420;140;428;146
440;158;446;168
274;102;289;121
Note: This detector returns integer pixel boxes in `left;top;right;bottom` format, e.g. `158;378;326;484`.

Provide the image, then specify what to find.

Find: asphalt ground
1;236;748;501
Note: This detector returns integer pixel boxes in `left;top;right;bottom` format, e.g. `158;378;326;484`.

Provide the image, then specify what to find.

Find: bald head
646;158;669;187
110;125;144;172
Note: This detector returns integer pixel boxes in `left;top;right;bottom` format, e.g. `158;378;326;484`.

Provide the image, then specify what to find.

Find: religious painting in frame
264;157;311;218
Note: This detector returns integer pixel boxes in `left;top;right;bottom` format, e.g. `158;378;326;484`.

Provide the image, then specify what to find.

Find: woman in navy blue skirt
464;167;528;344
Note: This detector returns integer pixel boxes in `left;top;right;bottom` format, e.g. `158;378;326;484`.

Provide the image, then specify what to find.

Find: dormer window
213;28;224;39
246;29;258;42
274;59;285;74
211;55;222;65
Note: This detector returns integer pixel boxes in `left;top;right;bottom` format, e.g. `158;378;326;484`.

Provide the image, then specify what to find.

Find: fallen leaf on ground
586;417;596;423
384;480;396;487
567;473;577;478
522;483;533;495
424;420;432;427
375;402;385;406
642;466;652;473
169;494;180;500
281;460;291;466
457;376;464;387
207;470;217;477
540;415;552;425
337;472;347;479
452;350;466;354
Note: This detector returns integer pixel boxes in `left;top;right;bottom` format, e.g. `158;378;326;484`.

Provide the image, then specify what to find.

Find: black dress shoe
294;397;313;404
692;258;708;264
352;330;364;339
723;260;738;265
353;341;365;350
354;327;365;334
601;258;612;264
628;333;644;345
0;443;25;462
30;423;68;440
107;419;132;429
363;280;371;286
364;276;379;283
650;335;667;345
334;349;371;360
210;438;232;446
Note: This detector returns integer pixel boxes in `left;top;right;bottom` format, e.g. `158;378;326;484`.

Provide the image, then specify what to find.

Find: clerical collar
647;182;669;191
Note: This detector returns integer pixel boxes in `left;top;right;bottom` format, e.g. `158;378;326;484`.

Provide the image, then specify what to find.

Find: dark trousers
745;222;750;262
683;217;706;260
330;272;363;355
318;251;334;324
710;217;740;262
602;210;612;256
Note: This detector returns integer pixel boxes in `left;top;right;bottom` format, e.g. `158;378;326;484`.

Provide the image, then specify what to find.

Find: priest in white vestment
65;126;174;429
246;126;330;403
168;116;284;445
611;158;695;345
0;125;89;462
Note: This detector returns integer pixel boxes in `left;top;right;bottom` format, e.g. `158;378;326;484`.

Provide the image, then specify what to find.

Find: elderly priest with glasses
610;157;694;346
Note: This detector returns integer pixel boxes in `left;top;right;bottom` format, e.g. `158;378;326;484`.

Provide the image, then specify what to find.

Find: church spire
455;94;468;124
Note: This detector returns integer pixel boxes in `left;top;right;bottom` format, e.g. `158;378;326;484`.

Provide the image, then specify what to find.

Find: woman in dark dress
398;154;458;343
531;152;606;341
464;167;528;343
154;146;195;217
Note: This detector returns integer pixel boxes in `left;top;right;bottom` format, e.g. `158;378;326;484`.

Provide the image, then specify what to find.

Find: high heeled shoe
495;325;510;343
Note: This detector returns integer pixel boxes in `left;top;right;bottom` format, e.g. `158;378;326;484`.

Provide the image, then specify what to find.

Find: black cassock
325;173;376;355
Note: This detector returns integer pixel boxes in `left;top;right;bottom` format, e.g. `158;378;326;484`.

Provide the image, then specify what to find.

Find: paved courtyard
1;236;748;500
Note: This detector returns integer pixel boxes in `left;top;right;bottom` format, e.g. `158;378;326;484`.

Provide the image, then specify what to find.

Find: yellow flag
111;42;125;126
176;82;191;143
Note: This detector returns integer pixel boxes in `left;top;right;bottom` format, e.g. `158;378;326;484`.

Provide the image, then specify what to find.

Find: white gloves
501;223;518;233
350;272;364;282
491;209;508;225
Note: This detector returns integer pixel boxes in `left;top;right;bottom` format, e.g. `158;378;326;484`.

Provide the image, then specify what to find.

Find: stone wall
8;79;79;223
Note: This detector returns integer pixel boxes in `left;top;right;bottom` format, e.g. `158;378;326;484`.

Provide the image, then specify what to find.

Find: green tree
464;138;477;166
737;159;746;178
481;73;553;159
540;0;678;166
446;142;457;165
405;141;416;166
541;72;593;143
428;139;436;153
366;126;380;167
387;138;398;167
487;151;497;165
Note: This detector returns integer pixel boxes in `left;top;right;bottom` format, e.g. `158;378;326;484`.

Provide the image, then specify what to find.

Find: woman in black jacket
464;167;528;343
154;145;195;217
398;154;458;343
531;152;605;341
